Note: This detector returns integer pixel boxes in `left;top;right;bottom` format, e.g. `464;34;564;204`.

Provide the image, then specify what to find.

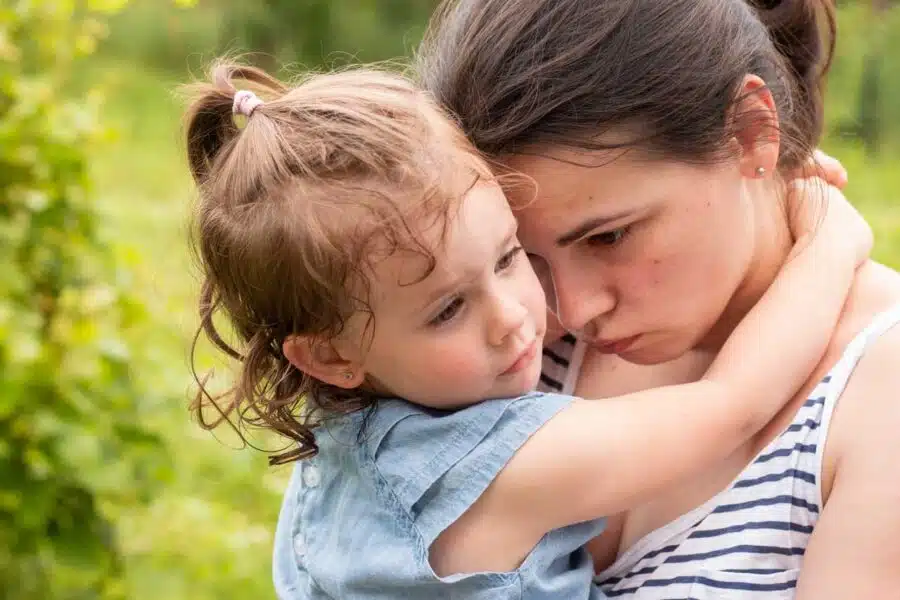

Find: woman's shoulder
824;260;900;387
836;261;900;337
819;261;900;501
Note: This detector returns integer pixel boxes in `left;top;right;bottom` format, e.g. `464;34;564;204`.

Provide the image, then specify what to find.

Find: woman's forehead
506;151;661;216
505;149;734;246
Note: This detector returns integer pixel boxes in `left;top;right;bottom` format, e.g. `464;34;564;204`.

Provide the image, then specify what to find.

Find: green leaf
87;0;131;15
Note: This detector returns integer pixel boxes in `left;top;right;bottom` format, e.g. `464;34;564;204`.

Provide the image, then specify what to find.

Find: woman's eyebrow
556;211;632;247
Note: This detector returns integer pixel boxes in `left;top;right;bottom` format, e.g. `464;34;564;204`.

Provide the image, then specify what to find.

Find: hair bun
748;0;835;155
748;0;835;78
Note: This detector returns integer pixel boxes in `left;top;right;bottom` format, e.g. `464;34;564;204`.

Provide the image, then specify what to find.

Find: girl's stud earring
343;371;353;380
755;166;766;178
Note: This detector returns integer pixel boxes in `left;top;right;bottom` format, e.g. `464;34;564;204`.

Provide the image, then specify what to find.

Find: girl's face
341;182;548;409
504;147;764;365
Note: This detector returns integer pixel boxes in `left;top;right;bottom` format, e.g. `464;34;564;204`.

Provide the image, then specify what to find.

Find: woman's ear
282;335;366;389
730;74;780;179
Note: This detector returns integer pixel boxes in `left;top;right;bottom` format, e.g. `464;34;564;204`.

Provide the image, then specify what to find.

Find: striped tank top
538;304;900;599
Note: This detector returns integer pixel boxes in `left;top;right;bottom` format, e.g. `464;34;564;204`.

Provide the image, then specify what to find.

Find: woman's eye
430;297;464;326
587;227;629;247
496;246;523;271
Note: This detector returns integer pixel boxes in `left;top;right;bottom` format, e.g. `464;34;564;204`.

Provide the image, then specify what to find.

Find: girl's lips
501;339;539;375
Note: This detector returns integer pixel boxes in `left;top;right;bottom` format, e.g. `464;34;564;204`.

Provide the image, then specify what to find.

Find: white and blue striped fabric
539;304;900;599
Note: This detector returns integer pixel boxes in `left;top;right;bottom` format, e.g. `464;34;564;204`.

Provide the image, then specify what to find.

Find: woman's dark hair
416;0;835;170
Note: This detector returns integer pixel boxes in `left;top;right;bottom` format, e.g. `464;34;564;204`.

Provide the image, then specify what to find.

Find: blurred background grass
3;0;898;598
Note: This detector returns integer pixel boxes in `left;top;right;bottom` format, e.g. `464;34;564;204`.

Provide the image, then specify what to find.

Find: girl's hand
786;149;848;189
786;177;872;268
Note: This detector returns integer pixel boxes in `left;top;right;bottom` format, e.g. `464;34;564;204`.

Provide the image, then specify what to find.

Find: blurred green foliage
1;0;898;599
100;0;436;73
0;1;170;598
219;0;435;68
99;0;900;154
828;1;900;153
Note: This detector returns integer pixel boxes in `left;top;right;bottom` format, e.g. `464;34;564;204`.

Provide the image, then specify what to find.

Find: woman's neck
699;179;794;352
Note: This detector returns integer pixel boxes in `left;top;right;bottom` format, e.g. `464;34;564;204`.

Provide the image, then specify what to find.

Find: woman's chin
614;339;686;366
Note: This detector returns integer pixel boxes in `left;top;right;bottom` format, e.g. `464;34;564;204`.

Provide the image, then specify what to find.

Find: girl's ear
730;74;780;179
282;335;366;389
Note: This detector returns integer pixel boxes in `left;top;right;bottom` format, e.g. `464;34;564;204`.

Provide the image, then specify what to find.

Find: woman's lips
592;335;640;355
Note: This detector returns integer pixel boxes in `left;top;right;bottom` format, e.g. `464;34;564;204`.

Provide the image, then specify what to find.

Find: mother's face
505;147;758;365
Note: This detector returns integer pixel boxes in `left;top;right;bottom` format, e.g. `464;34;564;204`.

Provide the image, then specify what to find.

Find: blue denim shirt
272;392;608;599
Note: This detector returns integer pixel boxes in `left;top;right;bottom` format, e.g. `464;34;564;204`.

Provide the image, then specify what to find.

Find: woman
417;0;900;597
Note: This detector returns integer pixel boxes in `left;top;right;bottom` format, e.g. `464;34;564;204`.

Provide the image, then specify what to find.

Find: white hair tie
233;90;264;117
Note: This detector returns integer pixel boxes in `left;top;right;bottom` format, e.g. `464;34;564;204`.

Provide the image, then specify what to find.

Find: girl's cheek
432;350;481;379
422;337;483;379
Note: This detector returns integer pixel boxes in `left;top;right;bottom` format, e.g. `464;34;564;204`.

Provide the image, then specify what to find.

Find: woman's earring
755;166;766;178
343;371;354;381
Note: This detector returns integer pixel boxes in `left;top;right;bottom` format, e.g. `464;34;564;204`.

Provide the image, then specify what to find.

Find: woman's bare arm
795;326;900;599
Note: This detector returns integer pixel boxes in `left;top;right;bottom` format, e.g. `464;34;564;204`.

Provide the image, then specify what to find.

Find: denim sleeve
369;392;575;546
273;462;307;599
272;393;603;600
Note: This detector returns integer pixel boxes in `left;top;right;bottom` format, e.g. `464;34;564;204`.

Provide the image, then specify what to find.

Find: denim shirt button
303;464;321;488
293;533;307;559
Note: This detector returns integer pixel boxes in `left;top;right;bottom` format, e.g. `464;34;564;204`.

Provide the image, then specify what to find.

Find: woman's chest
594;452;817;599
577;346;842;563
621;374;830;554
592;382;834;598
617;449;757;552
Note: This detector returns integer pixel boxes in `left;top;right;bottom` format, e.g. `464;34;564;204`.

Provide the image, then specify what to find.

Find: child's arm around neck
429;180;872;577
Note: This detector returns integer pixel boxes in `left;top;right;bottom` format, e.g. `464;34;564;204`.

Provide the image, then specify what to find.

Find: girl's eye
430;297;464;326
496;246;523;272
587;227;629;247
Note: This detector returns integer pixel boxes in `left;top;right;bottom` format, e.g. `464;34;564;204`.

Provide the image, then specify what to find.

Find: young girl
184;62;869;599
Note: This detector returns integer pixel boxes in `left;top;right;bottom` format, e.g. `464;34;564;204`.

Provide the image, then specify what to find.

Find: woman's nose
553;269;615;336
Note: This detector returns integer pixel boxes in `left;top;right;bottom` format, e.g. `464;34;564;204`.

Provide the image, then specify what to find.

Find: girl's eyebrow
556;211;633;247
418;221;518;313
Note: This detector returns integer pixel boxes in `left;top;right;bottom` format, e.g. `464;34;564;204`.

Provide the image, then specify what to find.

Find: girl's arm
430;180;871;575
